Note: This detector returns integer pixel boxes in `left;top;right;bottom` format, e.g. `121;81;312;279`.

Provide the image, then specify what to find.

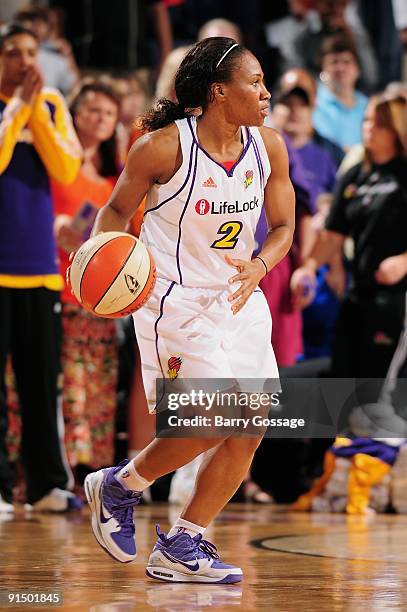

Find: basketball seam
132;258;156;310
78;240;120;305
92;239;138;312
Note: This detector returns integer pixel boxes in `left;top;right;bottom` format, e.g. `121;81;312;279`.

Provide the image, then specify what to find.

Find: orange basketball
69;232;156;318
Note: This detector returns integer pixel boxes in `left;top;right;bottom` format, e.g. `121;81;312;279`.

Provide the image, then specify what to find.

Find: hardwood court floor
1;503;407;611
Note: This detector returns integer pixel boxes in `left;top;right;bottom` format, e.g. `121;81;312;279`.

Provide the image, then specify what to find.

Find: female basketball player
83;37;295;583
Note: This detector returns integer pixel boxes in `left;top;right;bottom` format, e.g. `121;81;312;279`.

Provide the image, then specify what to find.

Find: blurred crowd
0;0;407;515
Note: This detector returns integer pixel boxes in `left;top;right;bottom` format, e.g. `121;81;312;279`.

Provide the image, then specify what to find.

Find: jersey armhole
250;126;271;188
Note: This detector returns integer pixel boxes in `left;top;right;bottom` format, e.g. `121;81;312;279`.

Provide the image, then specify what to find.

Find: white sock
116;460;154;492
167;517;206;538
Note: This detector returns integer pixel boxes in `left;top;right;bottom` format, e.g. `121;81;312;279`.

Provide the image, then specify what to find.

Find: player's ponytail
140;98;189;132
140;37;245;132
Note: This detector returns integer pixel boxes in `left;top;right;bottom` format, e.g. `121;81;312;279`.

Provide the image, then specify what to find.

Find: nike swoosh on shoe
161;550;199;571
100;503;113;525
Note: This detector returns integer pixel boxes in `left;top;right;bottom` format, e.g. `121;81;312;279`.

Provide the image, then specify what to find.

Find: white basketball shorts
132;277;280;413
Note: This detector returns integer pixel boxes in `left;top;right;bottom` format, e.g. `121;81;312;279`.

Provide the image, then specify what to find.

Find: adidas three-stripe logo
202;176;217;187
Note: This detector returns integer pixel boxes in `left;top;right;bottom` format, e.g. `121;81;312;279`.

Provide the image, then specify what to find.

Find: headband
215;43;238;68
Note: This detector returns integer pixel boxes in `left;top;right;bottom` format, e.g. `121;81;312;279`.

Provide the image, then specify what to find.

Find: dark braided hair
141;37;246;132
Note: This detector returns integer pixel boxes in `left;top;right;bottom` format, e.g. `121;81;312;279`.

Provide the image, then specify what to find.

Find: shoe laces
110;492;141;537
195;534;220;561
156;525;219;561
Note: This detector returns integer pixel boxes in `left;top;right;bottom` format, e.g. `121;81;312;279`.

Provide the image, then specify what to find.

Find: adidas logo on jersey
202;177;217;188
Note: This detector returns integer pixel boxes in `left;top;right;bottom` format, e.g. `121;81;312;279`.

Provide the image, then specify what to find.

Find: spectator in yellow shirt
0;23;82;513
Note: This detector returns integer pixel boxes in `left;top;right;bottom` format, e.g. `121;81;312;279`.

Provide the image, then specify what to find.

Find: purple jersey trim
252;135;265;191
144;138;195;216
187;117;253;178
154;280;176;411
176;143;198;285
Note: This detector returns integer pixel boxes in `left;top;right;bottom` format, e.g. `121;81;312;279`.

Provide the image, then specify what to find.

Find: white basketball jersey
140;116;271;288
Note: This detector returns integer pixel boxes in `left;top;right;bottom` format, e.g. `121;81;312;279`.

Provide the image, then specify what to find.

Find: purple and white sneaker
84;460;141;563
146;525;243;583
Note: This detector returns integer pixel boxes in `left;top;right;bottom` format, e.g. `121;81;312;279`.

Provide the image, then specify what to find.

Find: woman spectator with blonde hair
292;93;407;380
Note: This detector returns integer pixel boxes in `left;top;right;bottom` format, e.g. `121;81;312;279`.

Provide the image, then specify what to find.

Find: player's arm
226;128;295;314
28;85;82;184
92;125;180;235
256;127;295;272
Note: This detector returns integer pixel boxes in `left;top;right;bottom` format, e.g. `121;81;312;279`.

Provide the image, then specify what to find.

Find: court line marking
251;532;407;563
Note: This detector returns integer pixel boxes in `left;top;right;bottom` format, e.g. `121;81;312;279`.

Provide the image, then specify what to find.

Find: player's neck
196;111;242;157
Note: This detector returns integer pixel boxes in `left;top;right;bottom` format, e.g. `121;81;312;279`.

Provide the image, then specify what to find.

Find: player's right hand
290;267;316;310
226;254;265;315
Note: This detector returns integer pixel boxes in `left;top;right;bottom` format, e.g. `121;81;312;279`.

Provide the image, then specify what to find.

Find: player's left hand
375;254;407;285
226;254;265;315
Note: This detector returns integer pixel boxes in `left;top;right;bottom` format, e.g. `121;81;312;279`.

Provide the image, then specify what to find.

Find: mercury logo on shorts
168;356;182;379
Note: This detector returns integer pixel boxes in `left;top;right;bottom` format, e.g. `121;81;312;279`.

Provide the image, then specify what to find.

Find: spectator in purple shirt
278;67;344;167
278;85;338;200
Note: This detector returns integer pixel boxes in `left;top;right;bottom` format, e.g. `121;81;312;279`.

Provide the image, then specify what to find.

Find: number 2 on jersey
211;221;243;249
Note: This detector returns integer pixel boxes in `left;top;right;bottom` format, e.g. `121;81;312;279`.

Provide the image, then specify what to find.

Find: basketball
68;231;156;318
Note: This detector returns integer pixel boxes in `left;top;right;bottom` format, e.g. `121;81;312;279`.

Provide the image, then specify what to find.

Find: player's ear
212;83;225;102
